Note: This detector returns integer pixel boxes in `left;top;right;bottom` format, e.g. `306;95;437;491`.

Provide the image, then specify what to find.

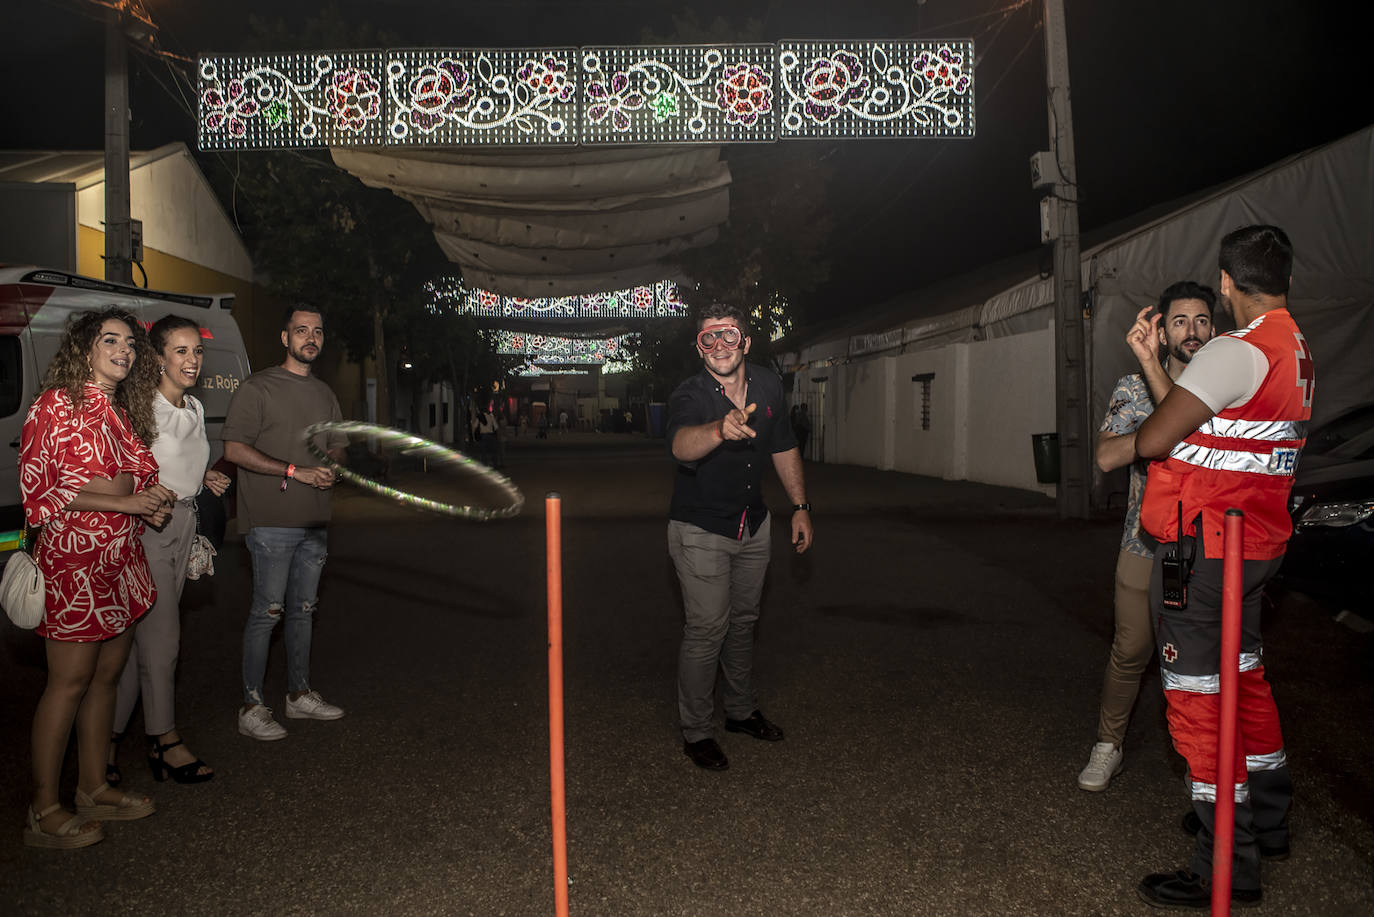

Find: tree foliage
632;9;835;382
198;7;503;426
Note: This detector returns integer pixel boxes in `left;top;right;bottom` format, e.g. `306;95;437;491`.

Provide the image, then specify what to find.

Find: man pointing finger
666;303;812;772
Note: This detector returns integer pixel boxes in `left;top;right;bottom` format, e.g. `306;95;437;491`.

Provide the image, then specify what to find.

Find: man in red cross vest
1133;225;1312;909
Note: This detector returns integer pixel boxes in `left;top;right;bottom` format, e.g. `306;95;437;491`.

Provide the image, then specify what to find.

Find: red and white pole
546;493;569;917
1212;508;1245;916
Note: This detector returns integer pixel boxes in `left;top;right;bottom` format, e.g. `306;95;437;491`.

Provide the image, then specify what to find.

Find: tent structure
779;124;1374;496
333;145;729;306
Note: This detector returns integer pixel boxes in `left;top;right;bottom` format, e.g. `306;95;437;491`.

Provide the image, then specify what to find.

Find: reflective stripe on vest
1200;417;1306;441
1168;415;1306;477
1169;440;1302;476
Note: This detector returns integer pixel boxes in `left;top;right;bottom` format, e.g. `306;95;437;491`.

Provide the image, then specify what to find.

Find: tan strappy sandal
74;783;155;821
23;803;105;849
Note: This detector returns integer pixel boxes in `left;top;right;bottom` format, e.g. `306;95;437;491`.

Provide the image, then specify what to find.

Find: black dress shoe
724;710;785;741
1180;810;1291;861
1138;869;1261;909
683;738;729;770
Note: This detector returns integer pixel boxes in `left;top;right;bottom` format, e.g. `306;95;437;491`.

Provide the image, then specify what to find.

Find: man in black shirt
666;302;813;770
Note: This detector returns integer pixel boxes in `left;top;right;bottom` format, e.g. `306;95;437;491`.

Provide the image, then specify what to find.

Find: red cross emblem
1162;643;1179;664
1294;333;1315;408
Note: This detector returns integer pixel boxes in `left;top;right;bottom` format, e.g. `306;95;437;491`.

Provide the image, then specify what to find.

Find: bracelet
792;502;811;512
285;463;296;479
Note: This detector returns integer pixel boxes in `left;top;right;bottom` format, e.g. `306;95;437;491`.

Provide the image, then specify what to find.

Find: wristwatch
792;503;811;512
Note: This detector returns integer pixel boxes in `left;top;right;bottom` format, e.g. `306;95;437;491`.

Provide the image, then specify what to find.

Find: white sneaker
238;704;287;741
1077;741;1124;791
285;690;344;721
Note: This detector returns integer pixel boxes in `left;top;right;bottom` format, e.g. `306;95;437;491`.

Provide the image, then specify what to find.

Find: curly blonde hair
41;307;160;444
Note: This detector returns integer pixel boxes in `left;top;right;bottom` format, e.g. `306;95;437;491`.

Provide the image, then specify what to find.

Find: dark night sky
3;0;1369;318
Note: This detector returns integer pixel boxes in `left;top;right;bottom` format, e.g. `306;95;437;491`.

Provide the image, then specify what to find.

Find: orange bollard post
1213;508;1245;916
546;493;569;917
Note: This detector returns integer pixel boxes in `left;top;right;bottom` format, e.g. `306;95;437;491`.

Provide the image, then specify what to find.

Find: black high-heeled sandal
148;737;214;784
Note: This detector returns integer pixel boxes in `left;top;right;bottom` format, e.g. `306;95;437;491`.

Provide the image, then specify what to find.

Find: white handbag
1;548;45;629
185;534;216;581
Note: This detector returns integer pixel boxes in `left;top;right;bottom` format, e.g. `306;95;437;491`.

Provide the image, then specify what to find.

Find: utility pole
1039;0;1090;519
104;5;133;285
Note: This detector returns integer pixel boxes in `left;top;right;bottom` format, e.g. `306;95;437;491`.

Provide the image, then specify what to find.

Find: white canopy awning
332;145;731;301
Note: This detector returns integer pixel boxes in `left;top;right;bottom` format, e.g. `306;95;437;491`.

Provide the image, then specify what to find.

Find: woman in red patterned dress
19;308;177;849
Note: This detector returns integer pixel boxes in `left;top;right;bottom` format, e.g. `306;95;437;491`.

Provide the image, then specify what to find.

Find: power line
900;0;1035;38
839;2;1041;235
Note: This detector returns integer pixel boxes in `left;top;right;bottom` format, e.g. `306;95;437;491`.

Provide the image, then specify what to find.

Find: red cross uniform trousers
1141;308;1313;890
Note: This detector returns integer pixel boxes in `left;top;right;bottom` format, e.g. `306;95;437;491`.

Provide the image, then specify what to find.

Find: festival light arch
198;42;974;149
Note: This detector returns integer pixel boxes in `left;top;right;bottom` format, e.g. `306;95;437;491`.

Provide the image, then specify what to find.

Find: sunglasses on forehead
697;327;743;350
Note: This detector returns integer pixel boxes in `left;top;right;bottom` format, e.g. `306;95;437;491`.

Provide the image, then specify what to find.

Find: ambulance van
0;267;250;561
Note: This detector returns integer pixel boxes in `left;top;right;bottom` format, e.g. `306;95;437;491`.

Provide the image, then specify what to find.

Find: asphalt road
2;433;1371;916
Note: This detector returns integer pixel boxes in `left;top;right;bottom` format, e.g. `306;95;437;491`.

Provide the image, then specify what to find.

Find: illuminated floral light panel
429;279;688;320
777;41;973;138
387;48;579;145
495;330;636;364
198;41;974;150
199;51;389;149
514;363;610;377
580;44;775;144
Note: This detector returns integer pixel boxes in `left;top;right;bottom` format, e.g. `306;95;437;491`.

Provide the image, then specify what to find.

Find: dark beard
1167;339;1202;365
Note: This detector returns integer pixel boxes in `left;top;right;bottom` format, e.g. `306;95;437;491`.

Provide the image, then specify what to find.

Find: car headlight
1296;500;1374;529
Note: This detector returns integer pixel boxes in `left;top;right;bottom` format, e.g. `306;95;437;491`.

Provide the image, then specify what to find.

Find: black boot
1138;869;1261;909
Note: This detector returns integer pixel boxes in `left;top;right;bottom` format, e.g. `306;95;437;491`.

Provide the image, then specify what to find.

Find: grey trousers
668;517;771;743
1096;548;1154;746
114;499;195;737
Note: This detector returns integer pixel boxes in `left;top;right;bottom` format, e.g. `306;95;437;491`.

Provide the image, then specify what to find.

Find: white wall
962;325;1056;492
807;323;1057;494
833;357;892;469
77;147;253;283
890;346;960;479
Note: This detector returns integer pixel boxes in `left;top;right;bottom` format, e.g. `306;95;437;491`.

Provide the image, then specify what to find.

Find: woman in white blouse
110;316;230;784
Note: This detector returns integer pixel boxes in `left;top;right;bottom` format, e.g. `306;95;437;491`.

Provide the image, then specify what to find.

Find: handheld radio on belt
1160;501;1194;610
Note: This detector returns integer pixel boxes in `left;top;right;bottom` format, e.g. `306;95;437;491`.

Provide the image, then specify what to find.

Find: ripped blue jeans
242;526;328;706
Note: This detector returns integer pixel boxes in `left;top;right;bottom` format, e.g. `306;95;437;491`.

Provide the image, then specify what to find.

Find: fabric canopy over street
332;145;730;330
208;41;977;334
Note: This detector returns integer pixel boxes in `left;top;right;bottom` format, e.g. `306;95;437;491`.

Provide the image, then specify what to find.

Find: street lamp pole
1042;0;1091;519
104;5;133;285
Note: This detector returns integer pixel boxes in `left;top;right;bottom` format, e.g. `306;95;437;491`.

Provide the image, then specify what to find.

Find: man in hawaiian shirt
1077;281;1216;790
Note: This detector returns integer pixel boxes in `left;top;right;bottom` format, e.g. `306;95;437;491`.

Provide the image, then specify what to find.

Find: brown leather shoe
724;710;785;742
683;738;729;770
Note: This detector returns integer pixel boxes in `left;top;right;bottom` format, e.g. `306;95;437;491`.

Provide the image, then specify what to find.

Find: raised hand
719;403;757;441
1126;305;1162;368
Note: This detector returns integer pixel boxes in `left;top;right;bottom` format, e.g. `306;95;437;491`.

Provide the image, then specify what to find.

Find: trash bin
1031;432;1060;484
648;402;667;437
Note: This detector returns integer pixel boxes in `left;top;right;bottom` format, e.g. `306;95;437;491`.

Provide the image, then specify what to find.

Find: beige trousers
114;500;195;737
1096;548;1154;746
